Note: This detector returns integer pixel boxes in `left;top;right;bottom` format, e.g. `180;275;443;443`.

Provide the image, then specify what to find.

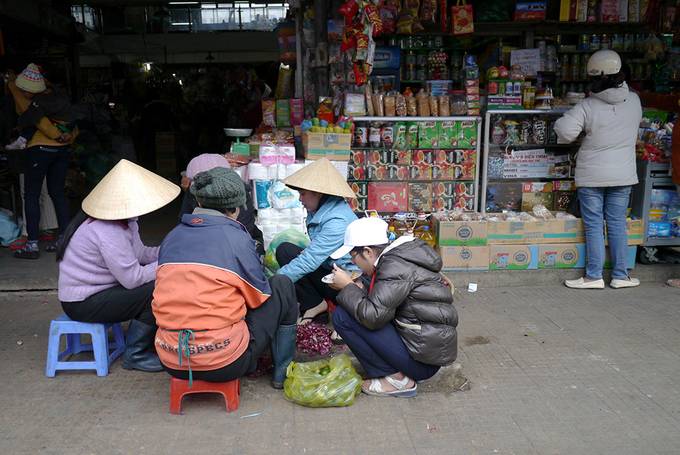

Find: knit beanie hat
16;64;46;94
190;167;246;210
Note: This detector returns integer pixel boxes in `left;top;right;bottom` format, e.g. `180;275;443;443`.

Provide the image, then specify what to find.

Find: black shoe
122;320;163;372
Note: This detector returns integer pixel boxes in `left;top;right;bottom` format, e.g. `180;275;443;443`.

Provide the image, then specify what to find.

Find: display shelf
349;117;483;212
474;20;651;36
482;109;578;213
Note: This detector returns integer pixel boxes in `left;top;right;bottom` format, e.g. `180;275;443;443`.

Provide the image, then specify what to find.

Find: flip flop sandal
14;248;39;260
330;330;345;345
362;376;417;398
297;316;315;326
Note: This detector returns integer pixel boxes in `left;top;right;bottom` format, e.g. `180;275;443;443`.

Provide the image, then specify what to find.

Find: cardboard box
436;219;488;246
456;120;478;149
604;219;644;246
418;122;439;148
302;132;352;160
487;219;585;244
367;182;408;212
489;245;538;270
439;246;490;271
537;243;586;269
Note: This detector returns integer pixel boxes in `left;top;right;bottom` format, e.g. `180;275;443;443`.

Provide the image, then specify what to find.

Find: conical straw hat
82;159;180;220
283;158;356;199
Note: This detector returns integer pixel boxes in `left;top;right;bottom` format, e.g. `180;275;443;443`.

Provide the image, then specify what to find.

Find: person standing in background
555;50;642;290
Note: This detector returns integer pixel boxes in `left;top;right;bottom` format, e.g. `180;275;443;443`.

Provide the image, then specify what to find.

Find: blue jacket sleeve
277;217;347;283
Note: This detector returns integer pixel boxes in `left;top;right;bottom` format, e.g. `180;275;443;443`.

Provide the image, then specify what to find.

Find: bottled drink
419;226;436;248
387;226;397;242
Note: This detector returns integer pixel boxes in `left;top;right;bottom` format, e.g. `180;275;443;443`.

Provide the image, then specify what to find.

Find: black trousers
61;281;156;326
24;146;71;241
275;242;339;315
164;275;298;382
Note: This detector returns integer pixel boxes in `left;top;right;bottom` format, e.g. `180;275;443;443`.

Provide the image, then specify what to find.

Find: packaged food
412;149;433;165
418;121;439;148
276;99;291;127
372;93;385;117
406;122;419;148
393;122;407;149
369;124;382;147
365;84;375;116
429;95;439;117
438;95;450;116
383;95;397;117
395;93;407;117
261;100;276;127
354;126;368;147
290;99;304;126
439;120;457;148
381;125;394;148
394;149;412;165
416;90;431;116
406;93;418;116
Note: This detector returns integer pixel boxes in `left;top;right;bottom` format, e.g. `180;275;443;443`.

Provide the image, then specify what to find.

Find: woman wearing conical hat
57;159;180;372
276;158;359;322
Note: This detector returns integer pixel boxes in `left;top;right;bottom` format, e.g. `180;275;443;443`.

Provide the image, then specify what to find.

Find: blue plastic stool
45;314;126;377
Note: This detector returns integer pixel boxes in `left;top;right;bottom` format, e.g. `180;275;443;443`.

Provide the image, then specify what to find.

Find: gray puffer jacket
337;237;458;366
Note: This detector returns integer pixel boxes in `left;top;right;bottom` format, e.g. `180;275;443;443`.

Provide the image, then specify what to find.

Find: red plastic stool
169;377;240;414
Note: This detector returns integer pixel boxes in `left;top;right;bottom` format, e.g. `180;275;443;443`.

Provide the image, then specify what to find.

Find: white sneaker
5;137;27;150
565;277;605;289
610;277;640;289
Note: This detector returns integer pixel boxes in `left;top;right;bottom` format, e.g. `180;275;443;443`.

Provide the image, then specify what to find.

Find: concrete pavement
2;283;680;454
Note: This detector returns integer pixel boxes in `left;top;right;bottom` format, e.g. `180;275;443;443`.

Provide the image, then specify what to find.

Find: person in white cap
555;50;642;290
328;217;458;398
275;158;359;323
57;159;180;372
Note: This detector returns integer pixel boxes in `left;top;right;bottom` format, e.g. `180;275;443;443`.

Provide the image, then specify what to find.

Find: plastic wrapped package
532;204;554;220
263;228;310;273
283;354;363;408
268;181;302;209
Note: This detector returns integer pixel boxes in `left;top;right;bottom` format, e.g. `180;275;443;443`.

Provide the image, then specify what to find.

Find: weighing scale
223;128;252;158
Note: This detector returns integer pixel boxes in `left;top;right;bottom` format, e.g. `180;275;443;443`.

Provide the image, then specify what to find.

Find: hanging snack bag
451;1;474;36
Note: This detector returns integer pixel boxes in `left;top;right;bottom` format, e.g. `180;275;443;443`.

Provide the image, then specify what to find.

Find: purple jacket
58;219;158;302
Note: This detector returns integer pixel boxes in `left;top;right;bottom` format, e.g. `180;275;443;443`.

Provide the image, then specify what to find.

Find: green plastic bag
264;228;309;274
283;354;363;408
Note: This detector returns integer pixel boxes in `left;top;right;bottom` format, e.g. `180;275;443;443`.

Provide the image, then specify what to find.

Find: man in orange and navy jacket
152;167;298;388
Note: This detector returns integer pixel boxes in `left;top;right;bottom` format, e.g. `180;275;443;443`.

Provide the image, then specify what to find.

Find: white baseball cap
330;217;389;260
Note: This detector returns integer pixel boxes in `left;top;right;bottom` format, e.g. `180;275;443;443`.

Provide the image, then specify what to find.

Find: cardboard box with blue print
537;244;586;269
489;245;538;270
439;246;490;271
487;219;584;245
302;132;352;161
436;219;488;246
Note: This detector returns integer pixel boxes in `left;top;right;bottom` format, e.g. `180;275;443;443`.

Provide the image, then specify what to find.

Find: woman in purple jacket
57;159;180;372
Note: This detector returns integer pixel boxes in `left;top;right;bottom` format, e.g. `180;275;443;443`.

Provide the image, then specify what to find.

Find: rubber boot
271;324;297;389
122;320;163;372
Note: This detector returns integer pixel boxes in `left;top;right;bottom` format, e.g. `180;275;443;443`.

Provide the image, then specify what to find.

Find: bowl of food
321;271;362;284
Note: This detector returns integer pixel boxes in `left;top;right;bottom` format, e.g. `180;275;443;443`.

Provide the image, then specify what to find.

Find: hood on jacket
591;82;629;104
382;238;442;273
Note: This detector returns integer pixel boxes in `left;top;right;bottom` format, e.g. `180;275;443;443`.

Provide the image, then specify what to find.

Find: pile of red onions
296;322;333;356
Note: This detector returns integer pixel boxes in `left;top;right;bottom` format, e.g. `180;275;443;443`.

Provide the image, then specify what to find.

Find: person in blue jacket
276;158;358;322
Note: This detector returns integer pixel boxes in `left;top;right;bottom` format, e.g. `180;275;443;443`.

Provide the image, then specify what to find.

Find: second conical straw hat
283;158;356;199
82;159;181;220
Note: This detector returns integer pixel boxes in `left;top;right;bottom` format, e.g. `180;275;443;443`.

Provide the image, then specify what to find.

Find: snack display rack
480;108;578;214
350;116;482;213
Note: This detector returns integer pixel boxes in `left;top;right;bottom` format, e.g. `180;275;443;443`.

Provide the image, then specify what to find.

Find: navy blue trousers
332;306;439;381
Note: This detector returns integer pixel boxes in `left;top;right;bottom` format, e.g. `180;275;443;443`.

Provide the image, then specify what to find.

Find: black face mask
589;74;623;93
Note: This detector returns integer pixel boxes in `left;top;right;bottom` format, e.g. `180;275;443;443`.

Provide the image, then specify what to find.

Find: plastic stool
45;314;125;377
169;377;240;414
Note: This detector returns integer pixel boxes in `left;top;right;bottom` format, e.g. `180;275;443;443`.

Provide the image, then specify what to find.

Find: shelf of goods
481;109;579;214
350;116;482;213
630;160;680;248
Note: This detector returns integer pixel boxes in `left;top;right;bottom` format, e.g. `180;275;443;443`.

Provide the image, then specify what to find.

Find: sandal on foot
362;375;417;398
330;330;345;345
297;316;315;326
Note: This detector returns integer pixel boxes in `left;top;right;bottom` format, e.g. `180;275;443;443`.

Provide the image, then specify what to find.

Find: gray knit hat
190;167;246;210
